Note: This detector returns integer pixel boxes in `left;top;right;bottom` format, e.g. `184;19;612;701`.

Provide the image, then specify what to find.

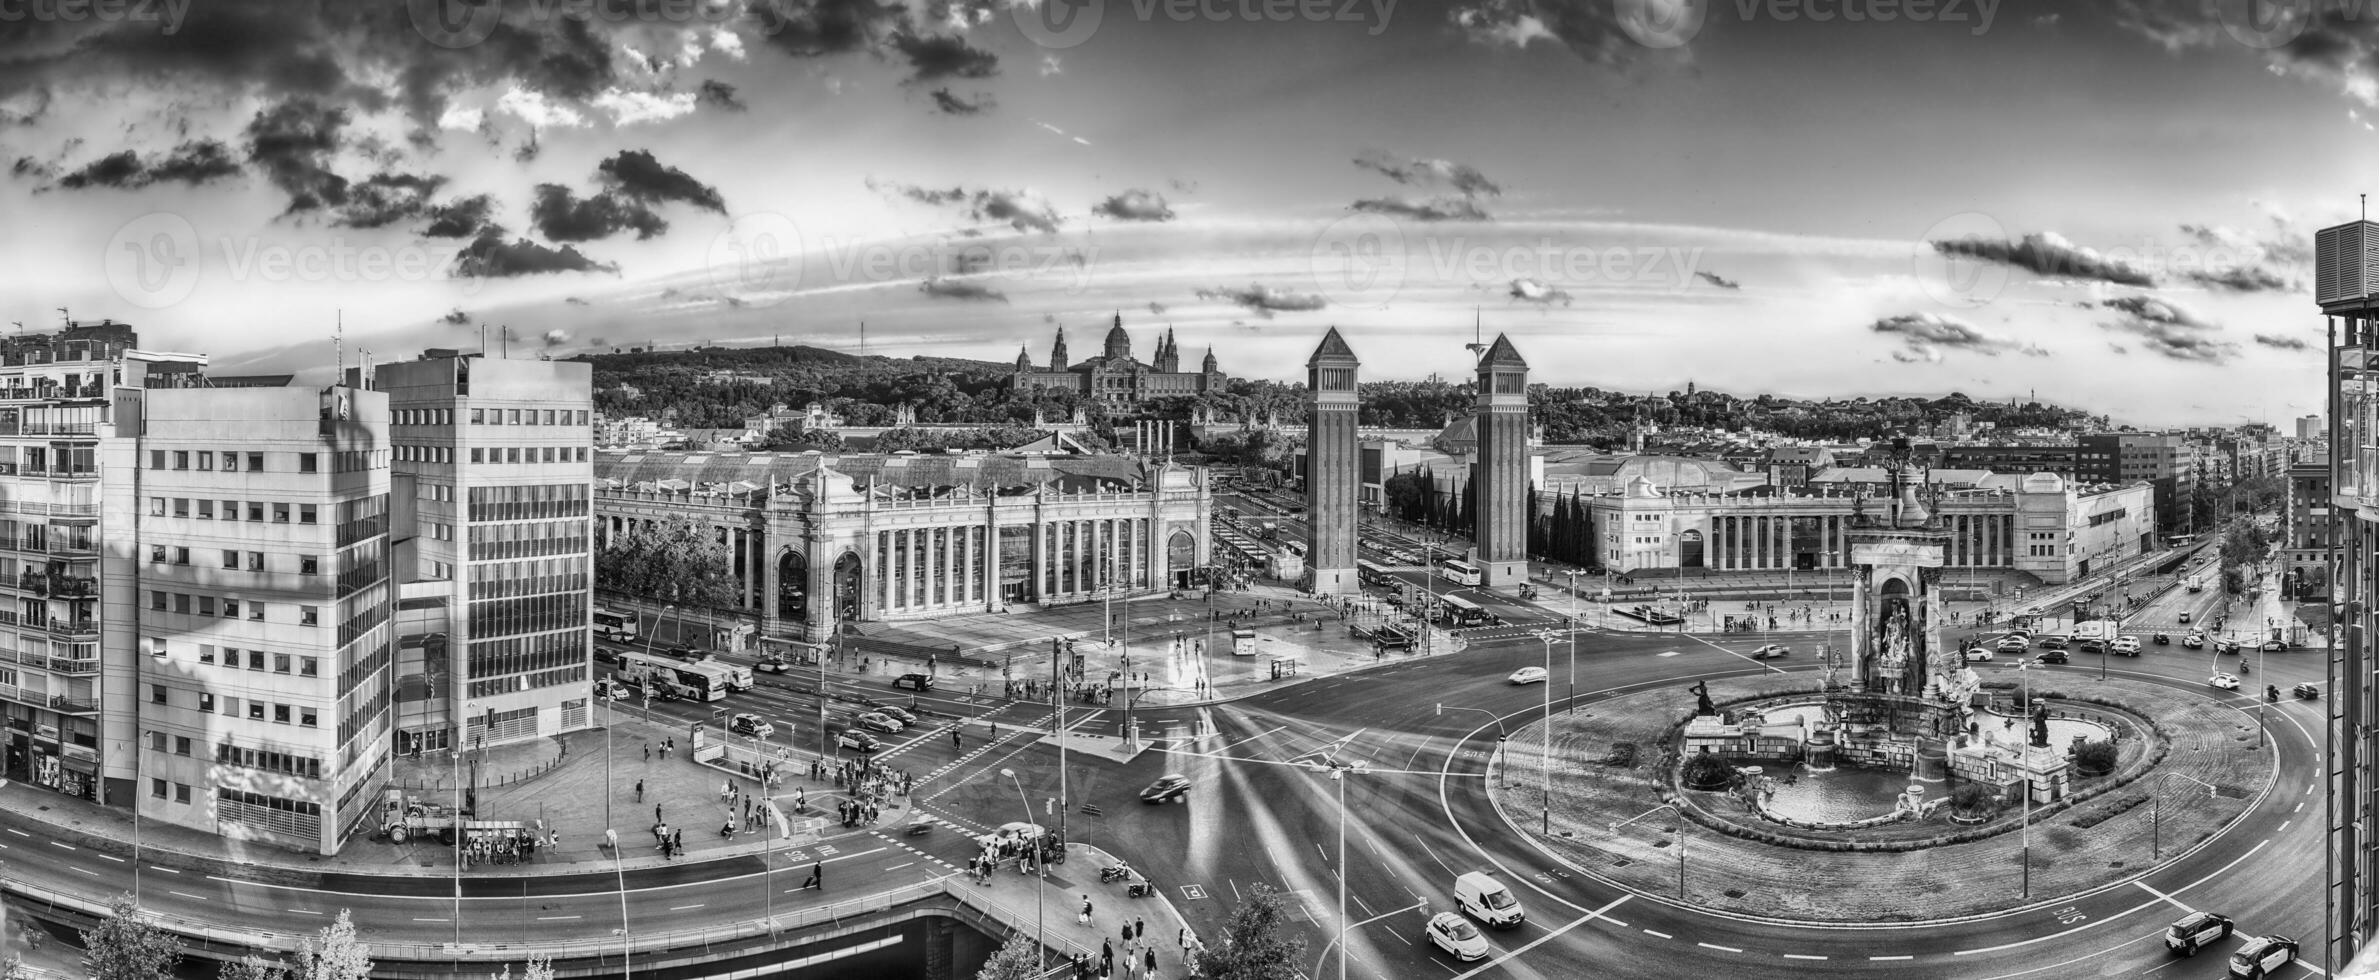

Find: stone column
760;527;782;638
1919;566;1945;694
1848;564;1869;692
803;529;834;644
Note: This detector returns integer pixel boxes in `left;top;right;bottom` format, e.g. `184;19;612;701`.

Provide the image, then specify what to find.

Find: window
273;654;291;674
472;408;484;424
172;593;190;614
576;446;588;462
222;599;238;619
149;497;164;517
197;692;214;712
220;696;236;717
249;604;264;622
172;498;188;517
471;448;484;464
148;731;166;751
149;544;166;563
273;704;290;724
507;448;520;464
507;409;520;425
246;452;263;471
247;502;264;522
197;499;213;519
247;650;265;670
150;684;167;705
149;450;163;469
247;552;263;571
272;503;290;523
198;644;215;665
299;453;318;473
151;778;166;799
299;555;319;575
196;596;215;616
222;451;240;472
222;549;240;569
247;702;264;720
149;590;165;611
175;783;190;804
173;547;189;565
542;447;556;463
299;504;317;524
300;656;318;677
172;451;188;470
196;452;212;471
299;709;317;728
175;736;191;757
300;606;319;626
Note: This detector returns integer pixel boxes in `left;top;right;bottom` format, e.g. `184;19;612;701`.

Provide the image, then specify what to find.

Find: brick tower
1305;328;1361;594
1471;333;1530;587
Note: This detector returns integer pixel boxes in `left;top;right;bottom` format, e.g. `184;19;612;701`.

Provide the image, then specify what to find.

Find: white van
1454;872;1524;929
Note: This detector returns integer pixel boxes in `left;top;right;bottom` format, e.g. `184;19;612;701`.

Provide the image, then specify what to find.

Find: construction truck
377;789;539;846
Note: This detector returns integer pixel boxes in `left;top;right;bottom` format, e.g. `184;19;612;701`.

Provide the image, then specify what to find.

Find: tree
222;953;293;980
598;513;740;611
489;955;555;980
81;894;181;980
972;933;1043;980
295;909;372;980
1193;883;1305;980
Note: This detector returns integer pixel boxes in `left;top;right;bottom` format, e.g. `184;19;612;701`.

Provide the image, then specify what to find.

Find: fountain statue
2029;701;2051;749
1691;680;1716;717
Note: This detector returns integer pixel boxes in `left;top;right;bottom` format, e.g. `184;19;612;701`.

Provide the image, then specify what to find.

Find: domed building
1011;313;1224;410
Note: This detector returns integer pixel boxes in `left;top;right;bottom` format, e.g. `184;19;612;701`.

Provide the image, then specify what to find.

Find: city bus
670;660;737;701
1438;559;1484;587
1438;594;1495;627
1356;560;1394;588
593;607;640;642
614;652;697;701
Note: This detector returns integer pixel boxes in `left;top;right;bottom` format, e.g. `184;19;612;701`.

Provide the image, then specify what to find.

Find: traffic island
1489;672;2276;922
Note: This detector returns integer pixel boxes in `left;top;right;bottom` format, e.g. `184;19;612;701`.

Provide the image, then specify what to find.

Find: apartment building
376;352;595;754
2075;432;2191;532
132;385;395;854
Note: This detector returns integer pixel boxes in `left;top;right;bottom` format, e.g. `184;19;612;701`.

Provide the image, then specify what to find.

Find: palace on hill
1011;314;1223;410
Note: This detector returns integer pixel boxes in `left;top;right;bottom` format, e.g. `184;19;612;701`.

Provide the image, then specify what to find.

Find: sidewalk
942;841;1202;974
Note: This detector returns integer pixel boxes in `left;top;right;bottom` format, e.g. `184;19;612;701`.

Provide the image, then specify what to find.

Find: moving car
2209;673;2242;691
1426;912;1489;962
2111;636;2142;656
1995;636;2030;653
875;705;918;726
2226;935;2299;979
892;673;935;691
2076;639;2106;657
1140;774;1192;804
1508;666;1548;685
2033;650;2070;665
666;644;711;662
1455;871;1526;928
2153;633;2171;646
2184;630;2207;649
2296;682;2322;700
835;730;880;752
728;713;775;740
1751;644;1790;661
2215;639;2242;655
755;654;790;674
2164;911;2234;956
2038;635;2071;650
1963;647;1994;662
853;711;905;733
2179;611;2193;624
2260;639;2288;652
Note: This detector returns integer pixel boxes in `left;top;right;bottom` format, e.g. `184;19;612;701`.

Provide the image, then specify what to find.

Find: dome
1626;474;1662;497
1103;315;1133;360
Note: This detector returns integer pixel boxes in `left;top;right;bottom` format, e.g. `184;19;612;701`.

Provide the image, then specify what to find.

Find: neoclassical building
1011;314;1223;411
593;451;1214;641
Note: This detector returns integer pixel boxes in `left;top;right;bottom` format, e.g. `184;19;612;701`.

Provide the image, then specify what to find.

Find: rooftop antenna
502;324;510;359
479;323;487;356
1464;307;1486;360
335;310;344;384
55;307;68;328
860;320;867;357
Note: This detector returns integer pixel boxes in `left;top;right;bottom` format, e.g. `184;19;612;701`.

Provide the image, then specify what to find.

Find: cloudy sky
0;0;2361;425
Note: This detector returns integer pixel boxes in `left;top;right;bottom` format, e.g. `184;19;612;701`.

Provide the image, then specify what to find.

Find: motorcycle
1100;864;1134;884
2266;685;2281;703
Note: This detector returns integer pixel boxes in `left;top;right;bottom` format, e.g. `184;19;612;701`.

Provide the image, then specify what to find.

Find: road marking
1871;955;1912;961
1657;651;1680;658
536;915;580;921
2295;959;2329;976
1783;954;1828;961
71;868;95;877
2281;820;2291;831
2297;802;2305;813
886;862;912;871
670;904;704;911
1954;838;2270;956
150;866;179;874
48;841;74;851
5;828;27;838
1444;896;1630;980
2133;881;2194;913
1698;942;1743;953
1642;929;1672;939
288;909;321;916
169;891;205;900
94;853;123;863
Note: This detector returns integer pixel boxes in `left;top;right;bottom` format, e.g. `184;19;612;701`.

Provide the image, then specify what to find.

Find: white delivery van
1454;872;1525;929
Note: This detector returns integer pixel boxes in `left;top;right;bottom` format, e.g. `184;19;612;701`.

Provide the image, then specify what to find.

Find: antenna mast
335;310;344;384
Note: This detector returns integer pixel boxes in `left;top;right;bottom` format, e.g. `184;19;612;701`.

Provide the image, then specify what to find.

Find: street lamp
1611;803;1686;900
1303;748;1367;980
1563;569;1581;713
2017;664;2033;899
640;603;674;724
998;768;1044;972
600;688;634;979
2151;772;2218;860
1436;703;1510;787
1529;628;1561;835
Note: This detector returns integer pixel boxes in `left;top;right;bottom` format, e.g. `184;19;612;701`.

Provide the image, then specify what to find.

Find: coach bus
1438;594;1495;627
593;607;640;642
1437;559;1484;587
1356;560;1394;588
615;652;698;701
670;660;737;701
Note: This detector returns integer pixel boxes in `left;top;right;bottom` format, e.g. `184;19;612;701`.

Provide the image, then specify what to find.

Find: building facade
1010;315;1223;410
592;452;1213;642
1305;330;1361;594
2317;218;2379;971
2076;432;2190;532
2284;456;2332;602
1470;335;1531;587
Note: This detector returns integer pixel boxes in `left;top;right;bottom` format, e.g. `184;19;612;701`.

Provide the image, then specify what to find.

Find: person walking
643;744;651;763
634;778;644;802
655;803;663;824
1134;916;1145;941
1079;895;1093;925
1101;939;1112;972
953;729;961;750
1143;947;1157;980
803;861;823;889
672;828;683;855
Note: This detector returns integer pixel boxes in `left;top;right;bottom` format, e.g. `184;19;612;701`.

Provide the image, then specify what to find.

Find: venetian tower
1305;328;1361;594
1471;333;1531;587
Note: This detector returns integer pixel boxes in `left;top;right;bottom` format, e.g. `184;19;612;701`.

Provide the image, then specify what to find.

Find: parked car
1140;774;1192;804
2038;635;2071;650
729;713;775;740
1507;667;1548;685
1963;648;1994;662
2165;911;2234;956
2209;672;2242;690
853;711;904;734
1425;912;1489;962
2227;935;2299;979
1751;644;1791;661
892;673;935;691
2112;636;2142;656
835;730;880;752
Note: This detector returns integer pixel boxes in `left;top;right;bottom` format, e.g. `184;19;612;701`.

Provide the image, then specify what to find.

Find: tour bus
1438;559;1485;587
1438;594;1495;627
593;607;640;642
669;660;736;702
1280;540;1309;563
1357;560;1394;589
614;652;697;701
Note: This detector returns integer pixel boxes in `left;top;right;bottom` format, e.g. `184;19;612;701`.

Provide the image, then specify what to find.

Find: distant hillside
569;344;1010;374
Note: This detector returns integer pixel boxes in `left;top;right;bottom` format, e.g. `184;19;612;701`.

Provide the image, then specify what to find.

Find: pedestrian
1179;928;1191;958
635;778;644;802
1144;948;1157;980
953;729;961;750
1080;895;1093;925
1102;939;1112;971
643;744;651;763
804;861;823;889
1135;916;1145;941
673;828;683;854
655;803;663;824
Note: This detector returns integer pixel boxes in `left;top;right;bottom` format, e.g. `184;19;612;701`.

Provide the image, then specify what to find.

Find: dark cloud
597;149;726;215
920;277;1008;302
696;79;746;112
337;171;448;229
1352;150;1502;197
10;155;53;180
1092;189;1174;222
1447;0;1694;69
1147;302;1167;315
1870;312;2044;360
1694;270;1741;289
929;88;994;115
870;179;1061;234
439;309;470;327
2186;265;2293;292
57;140;240;190
1930;231;2156;287
2254;333;2311;351
564;296;592;306
242;97;351;216
420;194;499;239
749;0;909;58
2093;296;2239;363
893;32;999;82
532;183;667;242
1350;196;1491;222
451;231;619;279
1195;283;1327;318
1508;278;1572;306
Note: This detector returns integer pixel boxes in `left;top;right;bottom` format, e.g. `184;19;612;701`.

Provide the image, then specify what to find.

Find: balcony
44;538;95;558
0;682;96;714
41;618;96;639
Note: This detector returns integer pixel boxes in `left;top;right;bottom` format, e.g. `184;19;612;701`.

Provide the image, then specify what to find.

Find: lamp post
1423;541;1437;655
1564;569;1581;713
2017;663;2032;899
998;768;1044;972
2151;772;2218;860
1529;628;1561;835
602;689;634;979
1304;748;1366;980
640;603;674;724
1611;803;1685;901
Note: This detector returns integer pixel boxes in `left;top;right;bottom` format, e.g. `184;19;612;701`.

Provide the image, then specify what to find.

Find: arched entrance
1167;529;1197;588
778;551;808;623
833;552;864;626
1678;529;1704;568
